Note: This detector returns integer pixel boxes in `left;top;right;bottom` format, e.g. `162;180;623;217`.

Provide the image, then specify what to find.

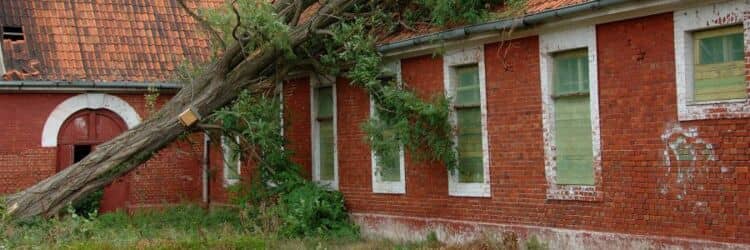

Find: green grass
0;205;417;250
0;205;546;249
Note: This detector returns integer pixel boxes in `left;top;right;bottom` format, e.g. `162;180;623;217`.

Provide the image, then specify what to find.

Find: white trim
221;136;242;187
674;0;750;121
352;212;750;249
539;25;602;200
371;60;406;194
443;46;491;197
381;0;728;60
310;75;339;190
0;41;5;75
41;93;141;147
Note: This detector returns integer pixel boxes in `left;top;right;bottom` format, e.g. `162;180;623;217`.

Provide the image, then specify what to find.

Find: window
674;1;749;121
551;49;594;185
540;25;602;201
454;65;484;183
311;76;338;189
2;26;24;41
221;136;241;186
371;61;406;194
443;47;490;197
692;26;745;102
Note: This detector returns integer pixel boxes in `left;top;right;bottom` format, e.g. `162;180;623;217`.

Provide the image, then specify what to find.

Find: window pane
699;36;726;64
554;49;589;96
222;138;240;181
554;95;594;185
375;129;401;182
456;65;480;106
317;87;333;118
457;107;483;183
729;33;744;61
319;120;335;181
694;26;746;102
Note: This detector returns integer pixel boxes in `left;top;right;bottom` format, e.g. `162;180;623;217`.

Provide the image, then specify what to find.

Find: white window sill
373;182;405;194
448;182;491;197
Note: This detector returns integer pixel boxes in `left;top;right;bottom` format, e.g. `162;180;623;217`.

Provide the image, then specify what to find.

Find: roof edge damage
377;0;629;53
0;80;182;93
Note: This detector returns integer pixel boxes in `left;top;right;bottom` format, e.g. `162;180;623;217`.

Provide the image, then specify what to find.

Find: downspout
377;0;630;53
202;133;211;206
0;40;5;75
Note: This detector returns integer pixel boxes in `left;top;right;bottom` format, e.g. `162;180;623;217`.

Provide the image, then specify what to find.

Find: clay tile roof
1;0;223;82
380;0;592;45
1;0;590;81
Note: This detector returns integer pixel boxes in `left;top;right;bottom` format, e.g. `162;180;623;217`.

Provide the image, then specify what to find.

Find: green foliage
71;189;103;218
277;183;359;239
1;205;251;249
211;91;359;239
410;0;502;25
144;85;160;117
202;0;292;56
320;18;458;170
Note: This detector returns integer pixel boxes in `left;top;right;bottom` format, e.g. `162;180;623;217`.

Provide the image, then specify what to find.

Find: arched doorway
57;109;129;213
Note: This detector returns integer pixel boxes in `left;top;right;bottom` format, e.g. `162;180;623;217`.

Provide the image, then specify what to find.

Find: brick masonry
0;93;211;208
282;12;750;246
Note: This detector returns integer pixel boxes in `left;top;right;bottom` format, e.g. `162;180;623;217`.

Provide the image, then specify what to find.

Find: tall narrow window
444;47;490;197
222;136;241;186
693;25;746;102
312;81;337;188
552;49;594;185
371;61;406;194
454;65;484;183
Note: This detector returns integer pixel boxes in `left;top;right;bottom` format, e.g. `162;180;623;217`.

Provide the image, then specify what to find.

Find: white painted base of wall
351;213;750;250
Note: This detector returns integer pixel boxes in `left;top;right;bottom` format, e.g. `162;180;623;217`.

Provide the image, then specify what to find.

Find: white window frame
310;74;339;190
443;46;491;197
674;0;750;121
0;41;5;75
221;136;242;187
371;60;406;194
539;25;603;201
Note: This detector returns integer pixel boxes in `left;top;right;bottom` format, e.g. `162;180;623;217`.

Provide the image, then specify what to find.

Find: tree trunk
3;0;356;220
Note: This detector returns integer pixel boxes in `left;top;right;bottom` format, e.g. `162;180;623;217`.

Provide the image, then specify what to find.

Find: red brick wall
0;93;203;208
281;13;750;245
283;77;313;178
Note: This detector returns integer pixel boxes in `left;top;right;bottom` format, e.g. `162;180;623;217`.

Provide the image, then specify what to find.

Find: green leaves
202;0;292;55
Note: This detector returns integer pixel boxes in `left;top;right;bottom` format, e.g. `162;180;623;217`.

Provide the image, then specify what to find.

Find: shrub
277;182;359;239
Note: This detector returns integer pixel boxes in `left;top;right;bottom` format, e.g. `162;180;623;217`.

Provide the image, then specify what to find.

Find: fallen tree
2;0;518;220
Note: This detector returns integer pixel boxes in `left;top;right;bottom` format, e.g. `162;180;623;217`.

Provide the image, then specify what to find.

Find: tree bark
3;0;357;220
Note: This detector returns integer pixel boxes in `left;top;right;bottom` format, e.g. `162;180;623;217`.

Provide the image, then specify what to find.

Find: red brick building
3;0;750;249
0;0;244;211
281;0;750;248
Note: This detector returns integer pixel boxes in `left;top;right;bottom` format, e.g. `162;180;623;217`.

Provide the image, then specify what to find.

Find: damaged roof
0;0;591;82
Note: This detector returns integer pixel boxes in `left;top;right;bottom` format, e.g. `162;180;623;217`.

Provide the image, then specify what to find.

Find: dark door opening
73;145;92;163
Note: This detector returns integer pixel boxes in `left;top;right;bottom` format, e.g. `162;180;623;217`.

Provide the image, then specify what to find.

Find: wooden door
57;109;130;213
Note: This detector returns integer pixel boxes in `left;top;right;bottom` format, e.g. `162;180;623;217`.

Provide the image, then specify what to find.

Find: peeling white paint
674;0;750;121
539;25;602;201
353;213;750;249
660;123;718;209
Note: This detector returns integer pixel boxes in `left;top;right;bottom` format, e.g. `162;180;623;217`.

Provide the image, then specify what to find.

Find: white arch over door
41;93;141;147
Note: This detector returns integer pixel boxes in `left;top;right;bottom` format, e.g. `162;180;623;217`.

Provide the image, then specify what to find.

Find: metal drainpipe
202;133;211;205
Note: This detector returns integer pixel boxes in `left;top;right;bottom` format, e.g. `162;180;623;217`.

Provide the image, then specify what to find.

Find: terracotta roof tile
380;0;593;45
1;0;223;82
1;0;590;81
